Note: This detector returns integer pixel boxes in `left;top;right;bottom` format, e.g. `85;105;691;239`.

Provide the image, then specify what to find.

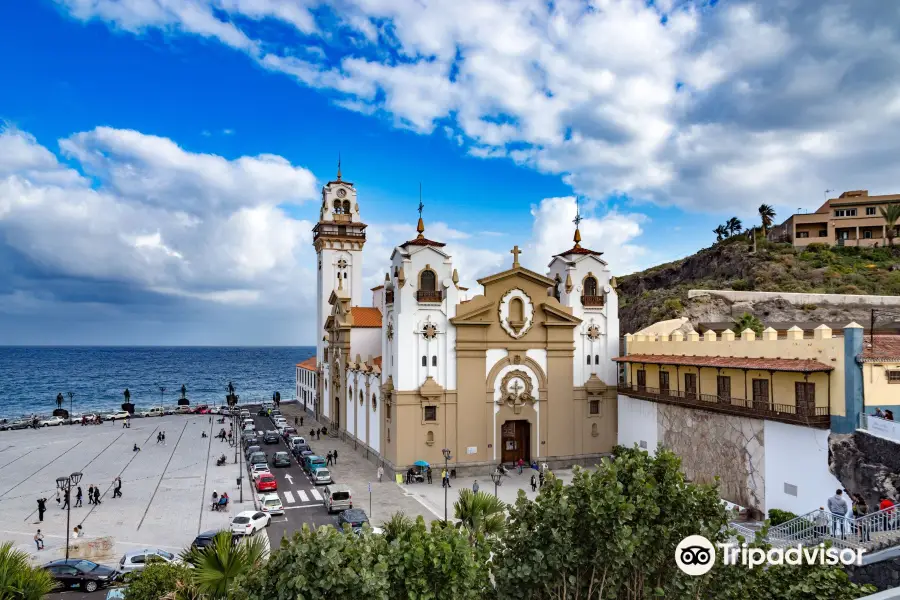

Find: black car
243;433;259;447
263;430;280;444
248;451;267;467
192;529;239;550
272;451;291;467
43;559;118;592
337;509;370;533
244;445;261;460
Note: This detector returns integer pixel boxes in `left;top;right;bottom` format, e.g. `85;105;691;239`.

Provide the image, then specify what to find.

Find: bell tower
314;159;367;368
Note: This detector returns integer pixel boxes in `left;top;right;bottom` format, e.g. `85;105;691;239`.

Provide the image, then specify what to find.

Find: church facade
298;168;620;475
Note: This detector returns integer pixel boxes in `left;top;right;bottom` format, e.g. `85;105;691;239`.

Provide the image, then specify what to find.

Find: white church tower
313;162;367;401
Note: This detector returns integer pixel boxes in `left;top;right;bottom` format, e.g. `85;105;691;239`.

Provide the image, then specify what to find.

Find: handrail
766;505;900;551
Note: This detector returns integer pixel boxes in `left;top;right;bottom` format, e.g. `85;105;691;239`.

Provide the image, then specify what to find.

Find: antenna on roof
416;183;425;239
337;152;342;180
573;197;583;248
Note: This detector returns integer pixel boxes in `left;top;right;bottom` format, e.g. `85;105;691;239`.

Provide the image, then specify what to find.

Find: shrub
730;279;751;291
768;508;799;526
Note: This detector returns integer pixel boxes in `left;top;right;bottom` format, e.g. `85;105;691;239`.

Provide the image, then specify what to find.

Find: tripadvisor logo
675;535;866;576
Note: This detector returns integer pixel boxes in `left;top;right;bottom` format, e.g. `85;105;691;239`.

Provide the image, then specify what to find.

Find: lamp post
491;468;503;498
56;472;83;560
66;392;74;421
442;447;452;523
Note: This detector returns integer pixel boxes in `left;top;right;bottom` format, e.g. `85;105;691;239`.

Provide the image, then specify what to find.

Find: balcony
416;290;443;303
617;383;831;428
333;214;352;223
581;295;605;308
385;290;394;304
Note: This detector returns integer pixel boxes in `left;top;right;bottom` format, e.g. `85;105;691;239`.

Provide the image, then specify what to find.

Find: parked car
139;407;165;418
263;430;280;444
258;492;284;516
191;530;238;549
117;549;178;573
272;451;291;467
40;416;65;427
288;436;305;449
281;426;297;441
302;455;326;475
242;424;256;435
175;406;192;415
196;405;211;414
108;412;131;421
244;445;261;460
230;511;270;536
336;509;371;534
255;473;277;492
312;467;332;485
323;484;352;514
250;464;271;481
248;452;268;468
243;433;259;447
43;559;119;592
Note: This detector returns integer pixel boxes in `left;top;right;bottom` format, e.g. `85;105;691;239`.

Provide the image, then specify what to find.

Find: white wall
617;395;658;453
350;327;381;362
763;421;842;516
369;381;381;453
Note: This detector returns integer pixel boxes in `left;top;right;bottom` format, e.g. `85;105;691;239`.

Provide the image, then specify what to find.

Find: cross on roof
511;245;521;267
573;197;583;228
418;200;424;217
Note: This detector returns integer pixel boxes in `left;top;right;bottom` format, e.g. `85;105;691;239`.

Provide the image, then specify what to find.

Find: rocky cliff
830;431;900;510
617;236;900;334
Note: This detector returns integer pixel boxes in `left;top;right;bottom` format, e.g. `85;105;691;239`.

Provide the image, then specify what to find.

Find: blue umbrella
413;460;429;468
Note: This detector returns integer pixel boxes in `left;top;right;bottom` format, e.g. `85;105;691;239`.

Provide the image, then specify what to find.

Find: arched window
333;199;342;214
591;423;599;437
584;276;598;296
422;355;427;367
427;430;434;444
387;428;391;442
342;200;351;214
510;297;524;325
420;269;436;292
432;355;437;367
372;394;377;411
586;355;591;365
360;390;364;406
595;354;600;365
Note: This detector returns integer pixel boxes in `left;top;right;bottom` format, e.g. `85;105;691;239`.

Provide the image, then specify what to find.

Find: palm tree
453;489;506;538
726;217;743;236
0;541;55;600
180;531;267;599
381;512;415;542
713;225;728;242
758;204;776;234
732;313;764;337
880;204;900;248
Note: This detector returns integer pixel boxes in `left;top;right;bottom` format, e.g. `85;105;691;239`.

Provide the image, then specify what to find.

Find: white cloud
51;0;900;218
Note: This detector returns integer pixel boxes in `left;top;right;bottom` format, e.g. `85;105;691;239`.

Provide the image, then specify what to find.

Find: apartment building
769;190;900;248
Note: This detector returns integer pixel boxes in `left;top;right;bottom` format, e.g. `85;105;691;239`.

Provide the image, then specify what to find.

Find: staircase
757;507;900;553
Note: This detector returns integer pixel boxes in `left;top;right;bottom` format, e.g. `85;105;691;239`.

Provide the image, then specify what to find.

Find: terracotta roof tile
613;353;833;373
400;237;446;248
861;335;900;361
296;357;317;371
554;245;604;257
351;306;382;328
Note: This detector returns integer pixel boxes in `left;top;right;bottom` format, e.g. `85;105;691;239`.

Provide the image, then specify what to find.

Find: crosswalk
281;489;322;505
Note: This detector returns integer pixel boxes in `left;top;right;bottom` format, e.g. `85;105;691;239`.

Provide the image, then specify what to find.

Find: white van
141;407;165;418
322;484;352;514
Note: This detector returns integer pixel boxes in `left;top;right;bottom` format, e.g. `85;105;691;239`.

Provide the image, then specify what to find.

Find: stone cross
511;245;521;268
510;379;524;398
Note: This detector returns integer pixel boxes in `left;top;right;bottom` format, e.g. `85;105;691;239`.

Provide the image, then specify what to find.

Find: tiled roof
554;245;604;257
613;354;834;373
861;335;900;361
400;237;446;248
373;356;382;368
296;357;317;371
351;306;382;328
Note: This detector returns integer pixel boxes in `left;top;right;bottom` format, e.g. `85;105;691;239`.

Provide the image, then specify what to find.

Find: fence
859;413;900;443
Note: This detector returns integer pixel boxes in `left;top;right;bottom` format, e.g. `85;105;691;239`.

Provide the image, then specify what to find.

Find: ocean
0;346;314;419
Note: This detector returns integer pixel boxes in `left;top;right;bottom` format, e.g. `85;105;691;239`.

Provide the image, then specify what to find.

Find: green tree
0;541;54;600
123;562;193;600
758;204;776;234
453;488;506;538
727;217;743;236
732;312;764;337
714;225;728;242
180;531;267;599
380;511;415;542
879;203;900;248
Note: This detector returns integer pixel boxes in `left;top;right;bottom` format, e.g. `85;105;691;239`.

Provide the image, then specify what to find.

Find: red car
197;405;211;414
256;473;277;492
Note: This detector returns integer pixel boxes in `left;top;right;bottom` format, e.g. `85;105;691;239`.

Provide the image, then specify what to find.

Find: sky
1;0;899;345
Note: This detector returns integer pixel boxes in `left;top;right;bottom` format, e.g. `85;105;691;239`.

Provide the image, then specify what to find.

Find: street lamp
56;472;83;560
442;447;452;523
491;468;503;498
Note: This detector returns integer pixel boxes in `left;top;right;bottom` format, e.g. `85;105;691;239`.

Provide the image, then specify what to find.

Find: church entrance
501;420;530;464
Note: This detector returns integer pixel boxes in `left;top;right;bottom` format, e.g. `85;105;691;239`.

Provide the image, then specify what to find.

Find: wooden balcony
416;290;443;303
333;214;352;222
617;383;831;429
582;295;605;307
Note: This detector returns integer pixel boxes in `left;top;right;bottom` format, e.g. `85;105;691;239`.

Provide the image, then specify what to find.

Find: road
244;407;347;544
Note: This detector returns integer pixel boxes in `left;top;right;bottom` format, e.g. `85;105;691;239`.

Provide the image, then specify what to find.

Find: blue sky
1;0;898;345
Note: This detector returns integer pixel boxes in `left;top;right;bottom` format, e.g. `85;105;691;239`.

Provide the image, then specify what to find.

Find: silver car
313;467;332;485
118;548;178;573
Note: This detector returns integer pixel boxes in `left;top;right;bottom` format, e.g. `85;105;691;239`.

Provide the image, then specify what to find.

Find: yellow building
860;336;900;413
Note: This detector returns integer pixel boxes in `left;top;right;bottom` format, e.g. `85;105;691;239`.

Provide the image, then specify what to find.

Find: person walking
300;416;304;427
36;497;47;522
75;487;83;507
55;488;61;508
530;473;537;492
157;432;162;444
309;428;315;439
326;451;333;466
333;450;338;464
827;489;848;539
539;471;545;488
61;489;70;510
473;480;479;494
294;417;298;426
34;530;44;551
880;496;896;531
162;431;167;445
87;485;94;505
113;477;122;498
377;465;384;483
93;487;101;505
317;428;321;441
853;493;870;542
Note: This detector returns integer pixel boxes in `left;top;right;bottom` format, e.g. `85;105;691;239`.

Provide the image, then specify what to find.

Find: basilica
295;167;620;476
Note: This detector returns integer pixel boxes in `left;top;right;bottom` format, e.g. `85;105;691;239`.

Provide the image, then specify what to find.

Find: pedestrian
539;471;545;488
310;428;315;439
133;443;140;452
426;467;432;484
212;490;218;504
333;450;338;464
34;529;44;551
377;465;384;482
75;487;83;507
122;417;127;429
162;431;166;445
853;494;870;542
61;489;70;509
887;410;896;422
517;458;524;474
294;417;298;426
827;488;848;539
157;432;162;444
473;480;479;494
36;497;47;522
815;507;829;537
875;407;885;419
316;428;321;440
76;525;84;538
326;451;333;466
55;488;61;507
87;485;94;505
113;477;122;498
880;496;895;530
72;526;80;539
300;416;304;427
530;474;537;492
93;487;101;505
